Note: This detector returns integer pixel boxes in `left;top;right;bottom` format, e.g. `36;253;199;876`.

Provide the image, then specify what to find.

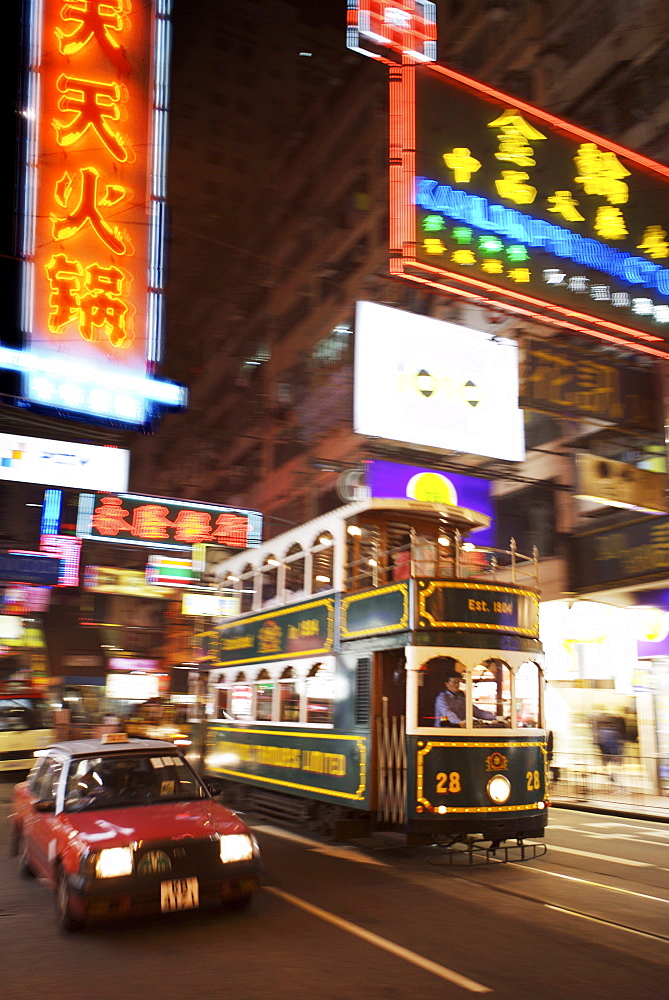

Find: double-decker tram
199;499;547;854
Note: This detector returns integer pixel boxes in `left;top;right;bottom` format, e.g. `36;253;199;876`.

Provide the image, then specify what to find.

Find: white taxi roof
44;736;181;758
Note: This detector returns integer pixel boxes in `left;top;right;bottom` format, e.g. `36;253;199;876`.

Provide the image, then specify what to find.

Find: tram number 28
526;770;541;790
435;771;462;794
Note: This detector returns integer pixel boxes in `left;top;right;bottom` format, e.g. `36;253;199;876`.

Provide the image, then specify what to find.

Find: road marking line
253;824;388;865
252;824;320;848
310;844;388;866
546;844;649;867
265;885;492;993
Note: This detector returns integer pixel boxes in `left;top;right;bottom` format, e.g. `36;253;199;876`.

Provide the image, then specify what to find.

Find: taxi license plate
161;877;199;912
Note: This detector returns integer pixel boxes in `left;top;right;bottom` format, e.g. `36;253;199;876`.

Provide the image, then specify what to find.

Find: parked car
8;734;263;932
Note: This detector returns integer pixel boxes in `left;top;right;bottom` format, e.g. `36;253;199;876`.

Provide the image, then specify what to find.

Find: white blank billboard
354;301;524;462
0;433;129;491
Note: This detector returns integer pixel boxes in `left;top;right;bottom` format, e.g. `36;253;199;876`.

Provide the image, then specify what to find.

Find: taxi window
34;759;62;802
27;755;52;791
63;753;206;811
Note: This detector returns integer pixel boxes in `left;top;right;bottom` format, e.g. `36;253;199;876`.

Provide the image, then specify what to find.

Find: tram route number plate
161;877;199;912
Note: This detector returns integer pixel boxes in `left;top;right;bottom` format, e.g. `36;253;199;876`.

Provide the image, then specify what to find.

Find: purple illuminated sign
366;460;494;545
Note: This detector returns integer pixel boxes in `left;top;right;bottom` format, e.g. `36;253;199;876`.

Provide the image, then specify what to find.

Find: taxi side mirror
204;779;223;797
35;798;55;813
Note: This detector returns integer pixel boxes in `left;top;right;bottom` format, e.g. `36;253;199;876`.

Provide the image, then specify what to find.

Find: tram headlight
486;774;511;805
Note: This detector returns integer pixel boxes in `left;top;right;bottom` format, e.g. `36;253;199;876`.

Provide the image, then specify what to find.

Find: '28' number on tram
526;769;540;791
436;771;462;794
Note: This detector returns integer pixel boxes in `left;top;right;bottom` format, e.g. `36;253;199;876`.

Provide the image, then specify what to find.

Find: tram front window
472;660;511;725
514;660;542;728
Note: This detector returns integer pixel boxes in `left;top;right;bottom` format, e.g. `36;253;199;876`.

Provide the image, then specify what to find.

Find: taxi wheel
55;866;85;933
17;832;34;879
224;892;252;912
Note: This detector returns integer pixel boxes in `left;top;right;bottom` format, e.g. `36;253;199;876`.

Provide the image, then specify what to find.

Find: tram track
446;867;669;943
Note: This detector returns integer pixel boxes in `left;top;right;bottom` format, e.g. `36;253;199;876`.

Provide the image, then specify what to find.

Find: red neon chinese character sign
32;0;153;364
86;494;252;551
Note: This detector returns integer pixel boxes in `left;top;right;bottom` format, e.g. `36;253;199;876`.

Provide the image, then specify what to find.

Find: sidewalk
551;793;669;822
549;777;669;823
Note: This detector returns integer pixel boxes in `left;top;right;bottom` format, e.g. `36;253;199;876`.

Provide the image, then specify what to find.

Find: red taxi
8;734;263;932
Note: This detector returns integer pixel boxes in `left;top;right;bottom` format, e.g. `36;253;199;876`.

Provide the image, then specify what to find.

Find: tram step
247;790;311;826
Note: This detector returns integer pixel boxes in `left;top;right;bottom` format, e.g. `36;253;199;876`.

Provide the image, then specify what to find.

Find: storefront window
279;666;300;722
515;660;542;728
306;663;334;724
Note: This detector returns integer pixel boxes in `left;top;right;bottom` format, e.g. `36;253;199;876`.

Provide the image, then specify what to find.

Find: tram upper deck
212;498;538;613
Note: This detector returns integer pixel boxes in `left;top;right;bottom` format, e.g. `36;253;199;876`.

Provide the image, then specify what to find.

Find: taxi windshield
63;752;207;812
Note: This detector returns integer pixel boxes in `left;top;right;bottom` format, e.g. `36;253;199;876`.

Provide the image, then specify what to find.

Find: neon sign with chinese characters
8;0;186;425
346;0;436;64
76;492;263;553
390;63;669;358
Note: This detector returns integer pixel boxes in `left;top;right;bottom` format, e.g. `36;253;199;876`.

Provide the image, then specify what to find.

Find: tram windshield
411;651;543;731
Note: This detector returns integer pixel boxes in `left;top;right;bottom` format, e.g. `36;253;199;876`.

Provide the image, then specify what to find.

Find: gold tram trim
341;583;409;639
424;803;543;814
418;741;545;753
200;598;336;666
215;768;367;801
416;740;545;810
204;644;334;668
207;727;367;798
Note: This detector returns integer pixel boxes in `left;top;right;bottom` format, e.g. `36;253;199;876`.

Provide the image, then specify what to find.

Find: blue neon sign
416;178;669;294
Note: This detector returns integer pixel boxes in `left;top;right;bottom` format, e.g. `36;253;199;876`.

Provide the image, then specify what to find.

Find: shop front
546;516;669;806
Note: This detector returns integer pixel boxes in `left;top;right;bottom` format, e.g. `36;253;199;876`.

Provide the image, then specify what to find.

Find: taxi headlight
486;774;512;805
219;834;254;864
94;846;134;878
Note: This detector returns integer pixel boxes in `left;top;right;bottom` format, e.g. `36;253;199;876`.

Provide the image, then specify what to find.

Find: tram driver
434;659;500;728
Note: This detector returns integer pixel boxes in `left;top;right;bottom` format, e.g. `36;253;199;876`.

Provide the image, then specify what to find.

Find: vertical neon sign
14;0;185;425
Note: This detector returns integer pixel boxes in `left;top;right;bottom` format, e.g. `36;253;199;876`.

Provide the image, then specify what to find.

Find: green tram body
199;499;548;845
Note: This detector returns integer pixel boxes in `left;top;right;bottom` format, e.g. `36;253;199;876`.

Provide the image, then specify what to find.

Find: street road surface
1;775;667;1000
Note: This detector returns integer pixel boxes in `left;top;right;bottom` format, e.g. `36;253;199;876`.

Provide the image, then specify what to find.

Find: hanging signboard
76;492;263;553
391;61;669;359
519;340;660;433
2;0;186;426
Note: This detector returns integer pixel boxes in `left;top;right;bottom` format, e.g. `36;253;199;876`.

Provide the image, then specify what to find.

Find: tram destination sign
200;598;336;667
417;582;539;636
341;584;409;640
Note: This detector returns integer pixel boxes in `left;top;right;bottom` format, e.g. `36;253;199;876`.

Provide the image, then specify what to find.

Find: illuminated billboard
76;492;263;553
366;459;494;544
346;0;437;64
39;534;82;587
0;433;129;491
3;0;186;425
354;301;524;462
390;63;669;359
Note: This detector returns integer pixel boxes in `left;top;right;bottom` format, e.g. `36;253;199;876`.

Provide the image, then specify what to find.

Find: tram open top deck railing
345;534;539;591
